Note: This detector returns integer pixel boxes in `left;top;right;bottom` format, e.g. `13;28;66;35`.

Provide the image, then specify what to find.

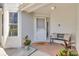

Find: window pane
9;13;13;23
9;12;18;23
9;25;18;36
14;13;17;23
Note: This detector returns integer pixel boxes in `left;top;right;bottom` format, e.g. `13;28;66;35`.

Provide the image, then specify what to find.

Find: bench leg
50;38;54;45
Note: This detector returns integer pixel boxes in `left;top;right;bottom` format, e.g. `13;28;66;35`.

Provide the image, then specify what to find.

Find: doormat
32;42;48;46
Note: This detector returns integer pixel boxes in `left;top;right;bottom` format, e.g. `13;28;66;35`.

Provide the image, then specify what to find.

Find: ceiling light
51;7;56;10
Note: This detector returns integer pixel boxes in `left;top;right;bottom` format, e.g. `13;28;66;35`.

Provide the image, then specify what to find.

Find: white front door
34;17;47;42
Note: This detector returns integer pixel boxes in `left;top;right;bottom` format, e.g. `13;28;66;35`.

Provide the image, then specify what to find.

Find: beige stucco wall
34;4;77;44
76;4;79;54
50;5;76;44
21;11;34;43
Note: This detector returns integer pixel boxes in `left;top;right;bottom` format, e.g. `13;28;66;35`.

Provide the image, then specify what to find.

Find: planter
25;46;30;50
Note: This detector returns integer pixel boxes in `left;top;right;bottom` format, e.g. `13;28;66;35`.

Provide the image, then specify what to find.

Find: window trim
9;12;18;37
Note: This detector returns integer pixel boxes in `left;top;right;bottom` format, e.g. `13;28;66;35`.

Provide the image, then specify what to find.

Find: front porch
4;42;77;56
0;3;79;56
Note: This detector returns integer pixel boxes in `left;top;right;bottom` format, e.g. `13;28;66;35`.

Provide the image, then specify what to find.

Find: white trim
19;3;49;13
0;8;2;11
0;8;3;14
33;13;50;18
27;4;48;13
20;4;35;11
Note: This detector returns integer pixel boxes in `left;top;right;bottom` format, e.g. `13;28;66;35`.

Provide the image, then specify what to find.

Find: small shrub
68;50;78;56
24;35;31;46
57;48;78;56
24;40;31;46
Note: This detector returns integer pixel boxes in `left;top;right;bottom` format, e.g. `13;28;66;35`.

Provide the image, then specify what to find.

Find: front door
34;17;47;42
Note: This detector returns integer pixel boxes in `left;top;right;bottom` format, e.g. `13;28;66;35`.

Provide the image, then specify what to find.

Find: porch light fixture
51;6;56;10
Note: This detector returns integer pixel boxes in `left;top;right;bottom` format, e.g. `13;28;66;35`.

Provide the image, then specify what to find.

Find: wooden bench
50;33;71;44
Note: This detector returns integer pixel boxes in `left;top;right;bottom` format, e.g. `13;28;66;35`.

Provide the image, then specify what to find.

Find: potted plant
24;35;31;50
56;39;78;56
57;48;78;56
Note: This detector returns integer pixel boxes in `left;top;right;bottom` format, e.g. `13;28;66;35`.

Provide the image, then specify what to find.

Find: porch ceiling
19;3;76;14
19;3;49;13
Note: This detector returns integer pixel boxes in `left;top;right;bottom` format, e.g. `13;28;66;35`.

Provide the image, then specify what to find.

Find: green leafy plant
57;48;78;56
24;35;31;46
24;40;31;46
68;50;78;56
57;39;78;56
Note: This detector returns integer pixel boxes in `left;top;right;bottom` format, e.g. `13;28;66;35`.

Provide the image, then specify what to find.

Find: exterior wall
50;5;76;44
34;5;76;44
3;3;21;48
76;4;79;54
21;11;34;43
